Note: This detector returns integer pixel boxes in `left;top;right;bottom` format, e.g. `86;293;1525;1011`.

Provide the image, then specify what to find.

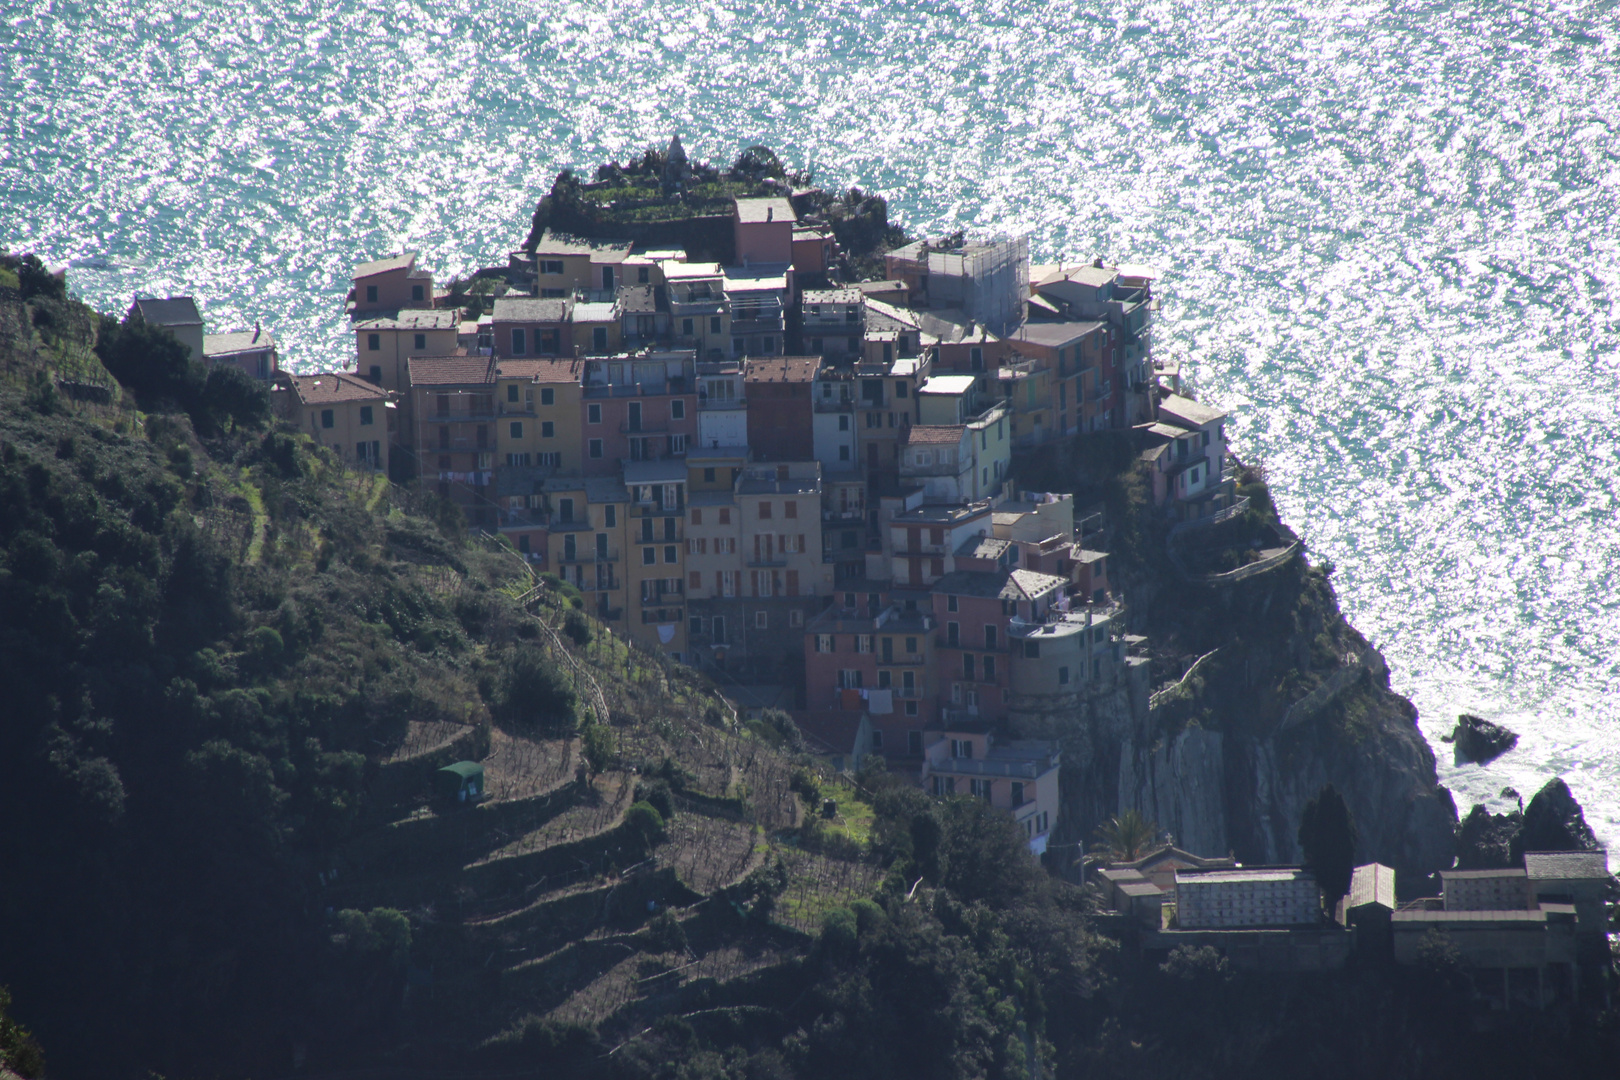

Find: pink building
803;586;937;759
348;252;434;314
580;352;698;476
492;296;574;358
733;197;795;266
920;720;1061;854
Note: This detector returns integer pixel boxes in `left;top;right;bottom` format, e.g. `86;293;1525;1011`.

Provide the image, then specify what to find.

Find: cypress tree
1299;784;1356;915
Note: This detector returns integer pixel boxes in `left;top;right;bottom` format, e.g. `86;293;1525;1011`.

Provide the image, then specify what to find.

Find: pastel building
580;351;698;475
129;296;204;362
732;196;795;266
348;252;434;314
354;308;460;395
408;355;498;527
539;475;629;620
920;721;1061;854
273;372;393;473
204;326;278;381
492;296;573;359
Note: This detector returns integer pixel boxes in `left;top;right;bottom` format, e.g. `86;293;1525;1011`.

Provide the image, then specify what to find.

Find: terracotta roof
407;355;496;387
494;358;584;384
903;425;966;446
290;371;386;405
743;356;819;383
352;252;416;279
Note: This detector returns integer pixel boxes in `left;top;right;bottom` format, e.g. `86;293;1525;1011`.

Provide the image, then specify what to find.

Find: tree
1091;808;1160;863
1298;784;1356;915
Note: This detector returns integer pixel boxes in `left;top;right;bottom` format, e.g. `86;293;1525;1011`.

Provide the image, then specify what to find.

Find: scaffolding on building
924;236;1029;338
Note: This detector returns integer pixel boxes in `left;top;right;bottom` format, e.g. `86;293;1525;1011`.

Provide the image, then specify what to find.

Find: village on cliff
123;139;1610;1003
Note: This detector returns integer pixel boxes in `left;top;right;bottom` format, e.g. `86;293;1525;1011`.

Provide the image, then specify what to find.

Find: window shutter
786;570;799;596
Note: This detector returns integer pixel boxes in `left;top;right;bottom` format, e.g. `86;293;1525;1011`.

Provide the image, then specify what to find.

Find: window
712;615;727;642
604;506;615;527
671;399;685;420
909;731;923;754
689;571;702;589
541;421;554;438
690;615;704;635
366;332;380;351
510;328;527;355
537;387;553;407
703;467;716;483
669;434;687;454
947;595;958;612
784;501;797;519
754;611;768;629
947;621;960;647
365;284;378;303
592;326;608;353
368;364;382;383
838;414;850;431
540;259;563;275
710;315;723;334
871;729;883;749
663;518;677;542
320;409;334;429
642;547;655;566
951;738;973;759
1058;665;1070;685
905;636;918;654
839;446;850;461
984;625;998;650
718;508;730;525
789;609;803;627
895;382;908;398
983;656;996;682
509;421;523;439
588;438;603;459
359;405;374;425
1011;782;1024;806
1024;641;1040;658
759;502;772;520
690;509;703;525
857;635;873;654
663;545;677;564
414;332;426;350
837;669;863;689
588;403;602;424
681;317;694;336
962;654;975;680
411;284;424;302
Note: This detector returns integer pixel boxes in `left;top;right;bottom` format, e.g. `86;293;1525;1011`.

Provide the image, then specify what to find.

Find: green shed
436;761;485;802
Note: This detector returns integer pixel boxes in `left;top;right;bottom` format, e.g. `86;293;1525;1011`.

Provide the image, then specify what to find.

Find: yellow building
531;230;634;298
273;372;394;473
572;300;624;356
622;460;690;660
539;476;630;622
352;308;461;394
493;358;584;472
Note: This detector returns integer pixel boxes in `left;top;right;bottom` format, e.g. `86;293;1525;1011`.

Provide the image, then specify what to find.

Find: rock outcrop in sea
1443;713;1519;766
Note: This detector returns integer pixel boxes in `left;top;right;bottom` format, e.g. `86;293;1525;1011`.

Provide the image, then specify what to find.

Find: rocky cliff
1012;443;1456;889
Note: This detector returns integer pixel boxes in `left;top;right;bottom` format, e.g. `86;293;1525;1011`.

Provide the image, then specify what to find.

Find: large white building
1175;868;1321;929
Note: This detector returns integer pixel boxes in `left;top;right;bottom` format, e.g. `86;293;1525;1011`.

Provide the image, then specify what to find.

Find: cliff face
1025;538;1455;889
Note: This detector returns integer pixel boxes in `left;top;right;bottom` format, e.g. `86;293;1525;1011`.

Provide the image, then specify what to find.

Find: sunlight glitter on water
6;0;1619;846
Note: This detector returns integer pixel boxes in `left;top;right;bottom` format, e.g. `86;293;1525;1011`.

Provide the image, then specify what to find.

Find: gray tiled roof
1523;850;1610;880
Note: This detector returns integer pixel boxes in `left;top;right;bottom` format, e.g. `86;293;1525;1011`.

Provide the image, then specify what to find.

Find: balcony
822;508;865;522
894;543;950;558
556;547;620;564
813;398;856;413
698;394;746;411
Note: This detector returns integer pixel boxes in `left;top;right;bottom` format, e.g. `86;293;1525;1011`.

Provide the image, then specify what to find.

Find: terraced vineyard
321;578;881;1056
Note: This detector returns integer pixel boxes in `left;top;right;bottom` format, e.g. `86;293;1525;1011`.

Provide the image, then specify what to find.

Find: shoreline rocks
1442;713;1518;766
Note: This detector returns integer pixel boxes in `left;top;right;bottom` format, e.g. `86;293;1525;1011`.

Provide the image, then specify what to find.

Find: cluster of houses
129;168;1250;856
1095;846;1613;1008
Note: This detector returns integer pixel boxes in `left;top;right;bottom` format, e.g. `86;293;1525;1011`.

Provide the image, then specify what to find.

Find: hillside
1;259;1617;1080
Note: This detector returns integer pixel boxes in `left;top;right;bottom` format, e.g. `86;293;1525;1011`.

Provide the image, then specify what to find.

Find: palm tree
1090;808;1161;863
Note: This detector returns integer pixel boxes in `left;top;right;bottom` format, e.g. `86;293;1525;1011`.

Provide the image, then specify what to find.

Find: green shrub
494;647;576;731
623;801;666;851
563;608;592;646
643;908;687;954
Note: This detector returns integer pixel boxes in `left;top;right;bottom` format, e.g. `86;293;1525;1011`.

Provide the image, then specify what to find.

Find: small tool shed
436;761;485;802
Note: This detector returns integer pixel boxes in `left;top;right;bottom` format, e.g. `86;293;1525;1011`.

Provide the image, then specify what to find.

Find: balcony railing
822;508;865;522
556;547;620;563
813;398;856;413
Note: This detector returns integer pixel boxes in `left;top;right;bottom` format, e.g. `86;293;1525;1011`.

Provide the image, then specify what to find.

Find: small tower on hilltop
663;133;690;195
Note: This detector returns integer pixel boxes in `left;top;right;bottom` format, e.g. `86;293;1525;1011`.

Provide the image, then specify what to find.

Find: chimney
253;320;261;341
766;207;773;222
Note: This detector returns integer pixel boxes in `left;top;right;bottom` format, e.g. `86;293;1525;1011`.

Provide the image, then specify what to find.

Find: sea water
5;0;1618;848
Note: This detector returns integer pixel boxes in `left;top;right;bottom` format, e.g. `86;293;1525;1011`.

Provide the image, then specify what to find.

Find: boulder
1455;804;1519;869
1445;714;1518;766
1511;777;1599;861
